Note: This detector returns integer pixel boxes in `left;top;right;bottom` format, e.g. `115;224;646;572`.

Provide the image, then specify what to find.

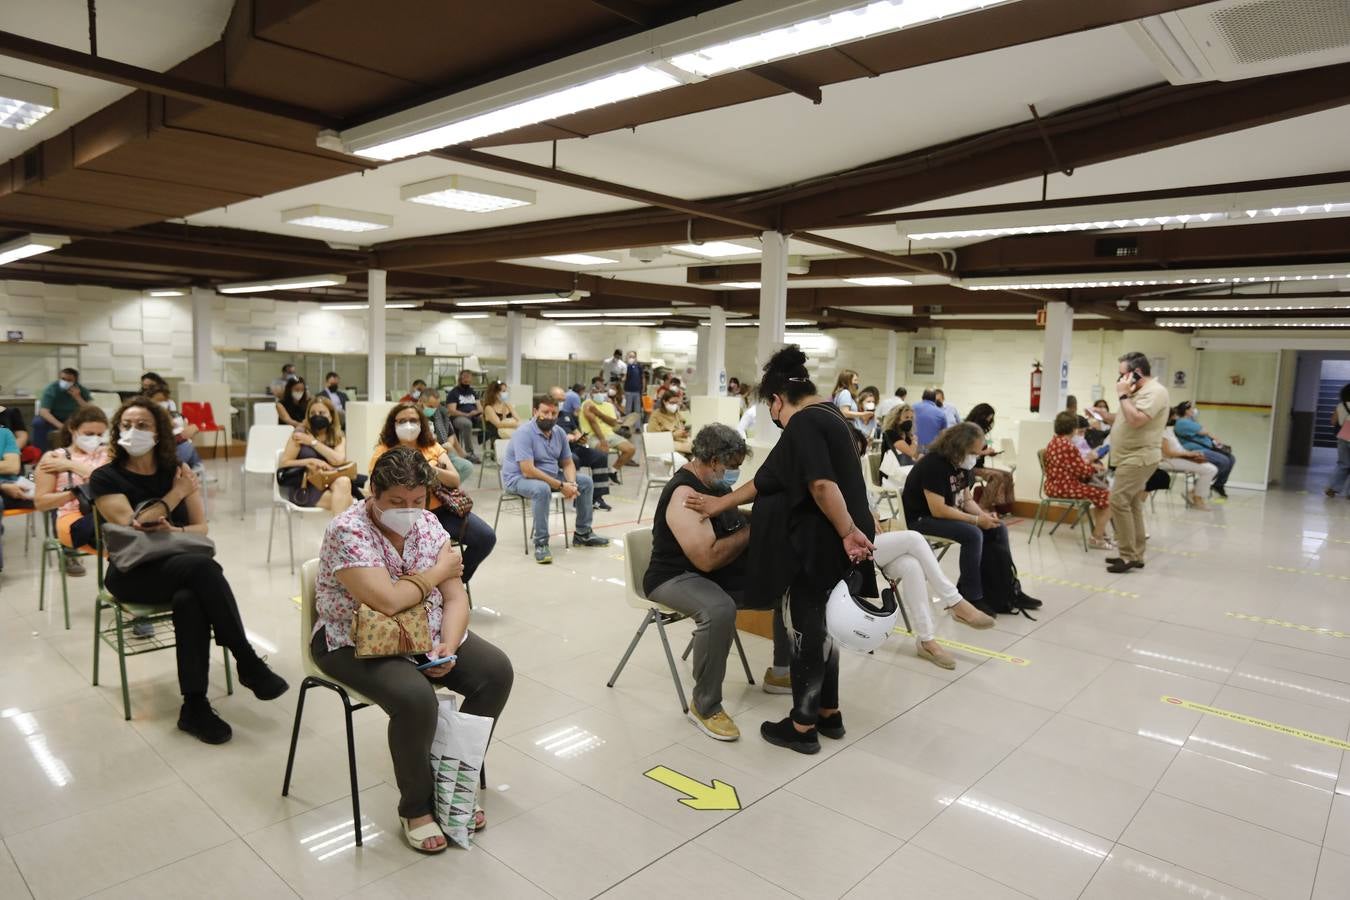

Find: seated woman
1173;401;1235;499
880;404;920;466
646;389;693;460
145;385;203;469
278;396;354;514
964;404;1015;515
645;424;751;741
89;397;287;744
1161;409;1218;510
1084;399;1113;449
276;376;312;430
421;389;473;483
371;403;496;582
901;423;1041;614
482;380;520;442
33;405;110;576
315;446;513;852
1043;412;1113;549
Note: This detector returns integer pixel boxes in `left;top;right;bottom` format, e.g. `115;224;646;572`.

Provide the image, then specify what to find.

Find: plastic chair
281;559;373;848
476;427;501;488
1;506;37;561
181;401;228;460
90;509;233;720
866;452;900;520
38;510;98;629
269;449;331;574
239;425;295;519
253;402;279;427
886;494;955;564
606;528;754;714
89;391;122;419
999;437;1018;473
1027;449;1091;552
491;440;569;554
636;431;678;521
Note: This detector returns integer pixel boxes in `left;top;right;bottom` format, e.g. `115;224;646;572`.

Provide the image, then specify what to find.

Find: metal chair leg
342;692;363;846
681;636;692;661
732;631;755;685
281;678;314;796
114;605;131;720
91;596;103;686
286;508;296;574
607;610;654;688
654;614;689;714
519;498;528;554
561;494;569;547
266;503;277;563
637;475;650;520
223;648;234;695
38;540;49;611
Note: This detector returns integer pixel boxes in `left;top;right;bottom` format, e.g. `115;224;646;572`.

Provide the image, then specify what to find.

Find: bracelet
397;573;432;602
840;523;857;540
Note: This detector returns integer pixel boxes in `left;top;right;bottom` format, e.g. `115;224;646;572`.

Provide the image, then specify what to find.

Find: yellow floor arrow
643;765;741;811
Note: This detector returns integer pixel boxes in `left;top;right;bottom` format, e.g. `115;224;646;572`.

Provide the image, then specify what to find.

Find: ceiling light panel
0;75;58;130
541;254;618;265
1156;319;1350;328
845;276;912;286
217;274;348;294
961;265;1350;291
320;302;418;310
401;175;535;212
147;289;186;297
282;205;392;233
554;320;661;327
720;281;762;289
541;311;673;318
1138;297;1350;313
672;241;761;258
906;204;1350;241
0;233;70;266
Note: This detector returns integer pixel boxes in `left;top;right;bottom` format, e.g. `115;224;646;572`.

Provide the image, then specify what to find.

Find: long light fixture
961;265;1350;291
0;75;58;130
455;291;587;308
720;281;762;289
0;233;69;266
218;274;348;294
1138;297;1350;313
401;175;535;213
327;1;1013;160
726;318;815;326
451;312;492;319
541;310;672;318
320;302;419;310
147;289;186;297
541;253;618;265
553;319;662;327
1156;318;1350;328
672;241;760;258
845;276;912;286
282;205;392;233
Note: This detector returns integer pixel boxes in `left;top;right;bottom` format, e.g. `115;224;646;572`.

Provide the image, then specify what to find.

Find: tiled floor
0;457;1347;899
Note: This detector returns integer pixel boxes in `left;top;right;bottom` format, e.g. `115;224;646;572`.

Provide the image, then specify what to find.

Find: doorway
1287;353;1350;471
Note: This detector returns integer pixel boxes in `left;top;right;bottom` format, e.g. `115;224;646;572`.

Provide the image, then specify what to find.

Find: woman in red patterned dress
1043;411;1113;550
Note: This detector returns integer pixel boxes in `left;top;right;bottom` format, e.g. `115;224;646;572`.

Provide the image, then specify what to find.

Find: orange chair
180;401;228;460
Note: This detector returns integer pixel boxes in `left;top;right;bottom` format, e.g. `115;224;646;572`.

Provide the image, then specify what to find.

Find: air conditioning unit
1125;0;1350;84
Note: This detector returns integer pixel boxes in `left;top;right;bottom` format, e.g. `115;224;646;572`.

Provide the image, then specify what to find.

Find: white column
367;269;386;402
191;287;214;383
1040;301;1073;420
884;330;899;396
505;311;524;385
751;231;789;442
698;305;727;395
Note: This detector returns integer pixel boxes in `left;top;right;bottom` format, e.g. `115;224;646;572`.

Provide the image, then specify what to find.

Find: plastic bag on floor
430;696;492;848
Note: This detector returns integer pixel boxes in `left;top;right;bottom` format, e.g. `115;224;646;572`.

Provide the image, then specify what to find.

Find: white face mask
291;390;305;402
395;421;422;442
591;393;607;404
500;392;510;403
119;428;157;458
58;379;73;391
961;453;979;470
863;401;876;411
411;389;422;400
664;403;679;414
375;504;421;538
75;433;105;453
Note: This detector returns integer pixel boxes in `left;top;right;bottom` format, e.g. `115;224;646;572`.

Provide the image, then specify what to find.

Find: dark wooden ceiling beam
745;65;822;105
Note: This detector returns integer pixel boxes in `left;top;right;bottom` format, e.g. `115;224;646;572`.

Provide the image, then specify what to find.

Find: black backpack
975;537;1036;620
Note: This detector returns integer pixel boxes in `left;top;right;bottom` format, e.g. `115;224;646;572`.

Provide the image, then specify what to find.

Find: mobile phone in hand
416;655;457;670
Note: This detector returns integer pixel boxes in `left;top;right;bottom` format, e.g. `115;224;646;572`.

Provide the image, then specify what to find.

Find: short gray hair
690;423;750;466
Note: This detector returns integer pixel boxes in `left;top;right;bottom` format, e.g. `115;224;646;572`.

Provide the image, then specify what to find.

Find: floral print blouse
315;499;448;652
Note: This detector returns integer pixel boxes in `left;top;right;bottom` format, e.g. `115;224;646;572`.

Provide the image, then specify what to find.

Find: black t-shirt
880;426;916;465
901;453;966;524
89;463;191;528
0;406;27;436
644;468;746;596
448;385;478;414
281;391;310;425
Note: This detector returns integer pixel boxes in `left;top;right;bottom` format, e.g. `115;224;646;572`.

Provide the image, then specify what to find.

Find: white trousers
873;530;963;641
1160;458;1218;498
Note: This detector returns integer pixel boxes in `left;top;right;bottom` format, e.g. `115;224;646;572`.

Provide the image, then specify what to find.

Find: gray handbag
102;500;215;570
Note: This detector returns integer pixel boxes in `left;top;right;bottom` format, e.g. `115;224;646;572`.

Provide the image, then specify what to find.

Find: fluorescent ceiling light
541;310;672;318
146;289;186;297
554;319;661;327
542;253;618;265
726;318;815;326
673;241;760;258
451;312;492;319
320;302;419;310
0;75;58;130
1138;297;1350;313
1156;319;1350;328
401;175;535;213
961;265;1350;291
0;233;70;266
282;205;392;233
845;276;912;286
218;274;348;294
455;291;587;307
720;281;762;289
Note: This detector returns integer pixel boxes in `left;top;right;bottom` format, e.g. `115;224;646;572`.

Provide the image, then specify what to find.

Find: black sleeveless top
643;468;745;596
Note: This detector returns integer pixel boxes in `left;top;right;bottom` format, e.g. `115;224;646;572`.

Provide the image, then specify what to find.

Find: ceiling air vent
1125;0;1350;84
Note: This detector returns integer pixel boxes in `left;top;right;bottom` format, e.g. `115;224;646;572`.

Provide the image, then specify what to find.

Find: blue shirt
562;390;581;416
912;400;947;447
624;362;643;392
1173;416;1213;451
502;419;572;490
0;426;18;483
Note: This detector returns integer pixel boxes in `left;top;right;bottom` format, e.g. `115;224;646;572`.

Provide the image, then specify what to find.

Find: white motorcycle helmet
825;577;899;654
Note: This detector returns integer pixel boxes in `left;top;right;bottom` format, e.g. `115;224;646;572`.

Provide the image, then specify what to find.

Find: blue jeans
511;473;594;546
1330;439;1350;495
1199;448;1234;490
910;517;1010;604
430;508;496;582
176;439;202;468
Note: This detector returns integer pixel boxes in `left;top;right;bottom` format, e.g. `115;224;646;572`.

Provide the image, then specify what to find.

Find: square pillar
697;305;727;396
1040;301;1073;420
366;269;386;403
505;311;524;385
752;231;789;443
191;287;214;383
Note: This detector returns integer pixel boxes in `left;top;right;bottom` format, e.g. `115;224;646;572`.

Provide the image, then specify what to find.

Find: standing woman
690;346;876;755
277;376;312;430
278;396;354;514
34;405;110;576
964;403;1015;514
1327;384;1350;498
89;397;287;744
482;380;520;442
831;369;874;437
371;403;497;582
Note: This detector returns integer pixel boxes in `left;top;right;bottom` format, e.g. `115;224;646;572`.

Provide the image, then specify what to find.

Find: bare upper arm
94;493;135;526
666;485;718;570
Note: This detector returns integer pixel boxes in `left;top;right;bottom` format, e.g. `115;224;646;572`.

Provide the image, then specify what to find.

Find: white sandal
399;816;448;853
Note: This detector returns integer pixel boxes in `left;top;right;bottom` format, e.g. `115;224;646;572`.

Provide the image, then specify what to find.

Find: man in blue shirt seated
912;389;948;451
502;394;611;564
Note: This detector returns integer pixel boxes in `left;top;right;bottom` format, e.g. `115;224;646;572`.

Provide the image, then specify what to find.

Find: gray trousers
311;631;514;819
451;415;476;454
648;571;737;715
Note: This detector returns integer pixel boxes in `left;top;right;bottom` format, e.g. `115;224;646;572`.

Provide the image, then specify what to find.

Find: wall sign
5;330;21;342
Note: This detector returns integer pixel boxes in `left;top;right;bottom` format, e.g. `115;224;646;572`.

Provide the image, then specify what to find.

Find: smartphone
416;654;457;670
1095;445;1110;458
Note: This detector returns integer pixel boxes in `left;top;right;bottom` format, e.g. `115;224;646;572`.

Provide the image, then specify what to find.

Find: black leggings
430;508;497;582
105;555;257;696
782;579;839;728
568;444;611;498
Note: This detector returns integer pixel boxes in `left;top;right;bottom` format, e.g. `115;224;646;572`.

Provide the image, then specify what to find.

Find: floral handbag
351;602;433;658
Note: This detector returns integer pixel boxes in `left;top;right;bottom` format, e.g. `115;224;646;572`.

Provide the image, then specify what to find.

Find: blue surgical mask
718;468;740;489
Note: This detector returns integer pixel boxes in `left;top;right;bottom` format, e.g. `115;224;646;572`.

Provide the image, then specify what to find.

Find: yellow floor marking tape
1226;612;1350;639
892;628;1030;665
1161;696;1350;751
290;595;301;607
1019;572;1139;599
1266;564;1350;583
1147;546;1200;559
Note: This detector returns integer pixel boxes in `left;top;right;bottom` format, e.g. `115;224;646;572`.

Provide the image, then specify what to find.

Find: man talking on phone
1106;352;1169;573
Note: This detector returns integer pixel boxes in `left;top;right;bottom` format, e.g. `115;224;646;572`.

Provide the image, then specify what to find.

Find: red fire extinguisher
1030;361;1043;413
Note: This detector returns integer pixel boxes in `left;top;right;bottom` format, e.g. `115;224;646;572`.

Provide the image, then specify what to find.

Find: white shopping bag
429;696;493;848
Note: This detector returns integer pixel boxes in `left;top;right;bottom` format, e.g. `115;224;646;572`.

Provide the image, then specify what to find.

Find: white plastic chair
253;402;279;427
606;528;753;714
89;391;122;418
637;431;678;521
239;424;295;518
268;449;331;573
491;439;570;554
